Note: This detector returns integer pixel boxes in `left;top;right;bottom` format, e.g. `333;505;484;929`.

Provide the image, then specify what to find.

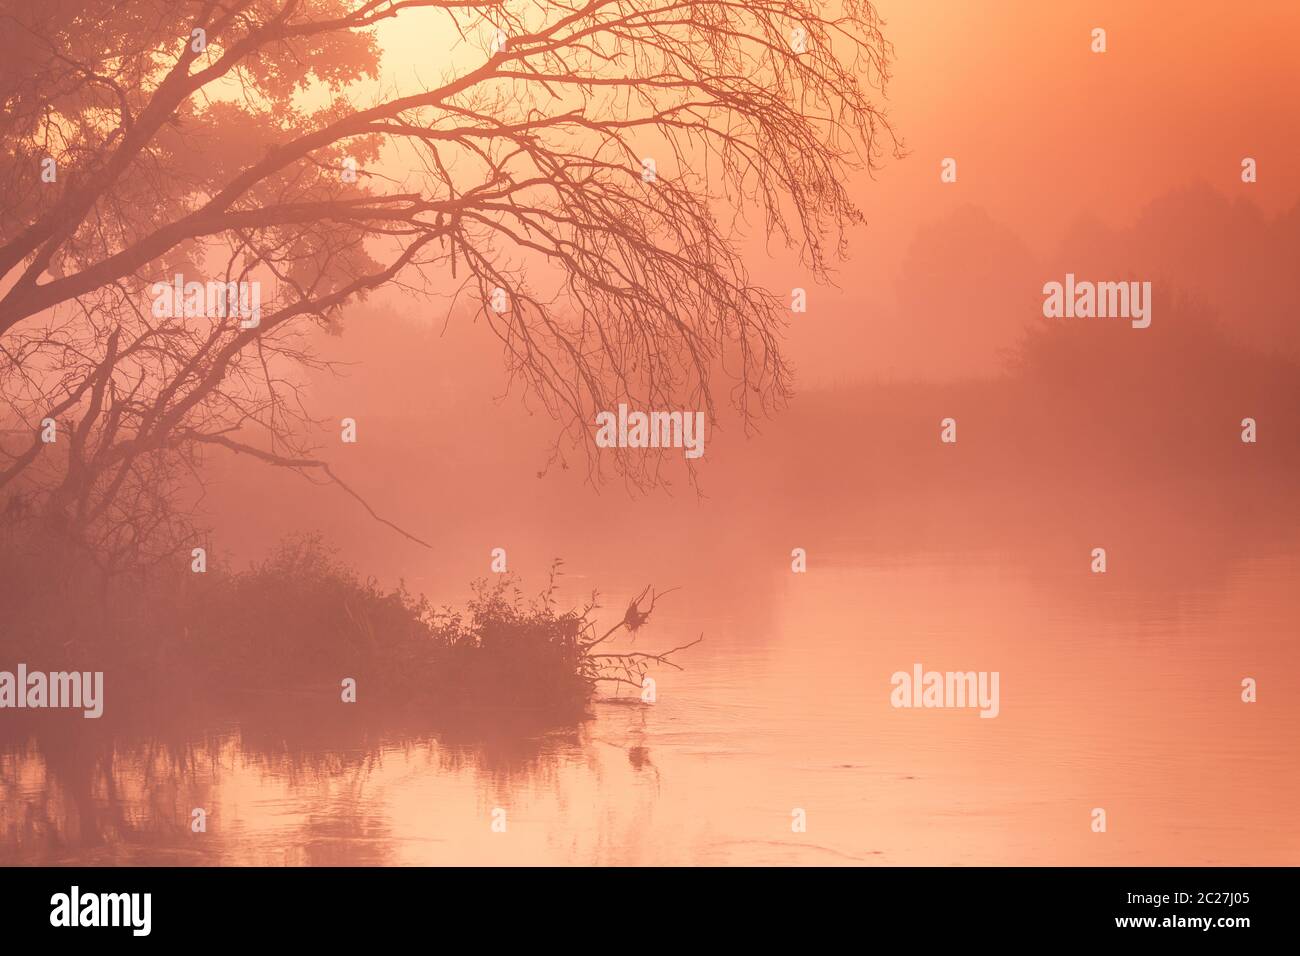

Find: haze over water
4;454;1297;865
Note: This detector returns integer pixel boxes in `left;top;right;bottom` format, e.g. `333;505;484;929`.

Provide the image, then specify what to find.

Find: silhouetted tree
0;0;899;568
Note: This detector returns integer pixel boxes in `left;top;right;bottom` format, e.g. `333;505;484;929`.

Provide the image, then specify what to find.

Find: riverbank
0;535;678;734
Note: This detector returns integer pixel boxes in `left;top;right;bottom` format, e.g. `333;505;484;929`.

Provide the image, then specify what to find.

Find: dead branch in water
577;584;699;693
589;637;705;672
584;585;681;649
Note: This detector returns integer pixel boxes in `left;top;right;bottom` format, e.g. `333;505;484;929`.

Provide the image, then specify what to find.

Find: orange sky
774;0;1299;382
863;0;1298;253
363;1;1300;386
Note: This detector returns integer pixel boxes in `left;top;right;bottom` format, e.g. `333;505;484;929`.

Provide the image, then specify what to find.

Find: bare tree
0;0;899;568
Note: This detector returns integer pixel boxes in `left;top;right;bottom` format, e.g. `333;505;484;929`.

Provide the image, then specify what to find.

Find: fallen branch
589;636;705;673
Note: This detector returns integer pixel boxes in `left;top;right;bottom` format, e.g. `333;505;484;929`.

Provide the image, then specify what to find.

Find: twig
588;635;704;672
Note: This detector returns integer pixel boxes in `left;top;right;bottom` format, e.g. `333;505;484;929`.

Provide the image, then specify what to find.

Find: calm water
3;527;1297;865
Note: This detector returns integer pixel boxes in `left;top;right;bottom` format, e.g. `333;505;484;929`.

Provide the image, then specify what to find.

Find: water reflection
3;480;1298;866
